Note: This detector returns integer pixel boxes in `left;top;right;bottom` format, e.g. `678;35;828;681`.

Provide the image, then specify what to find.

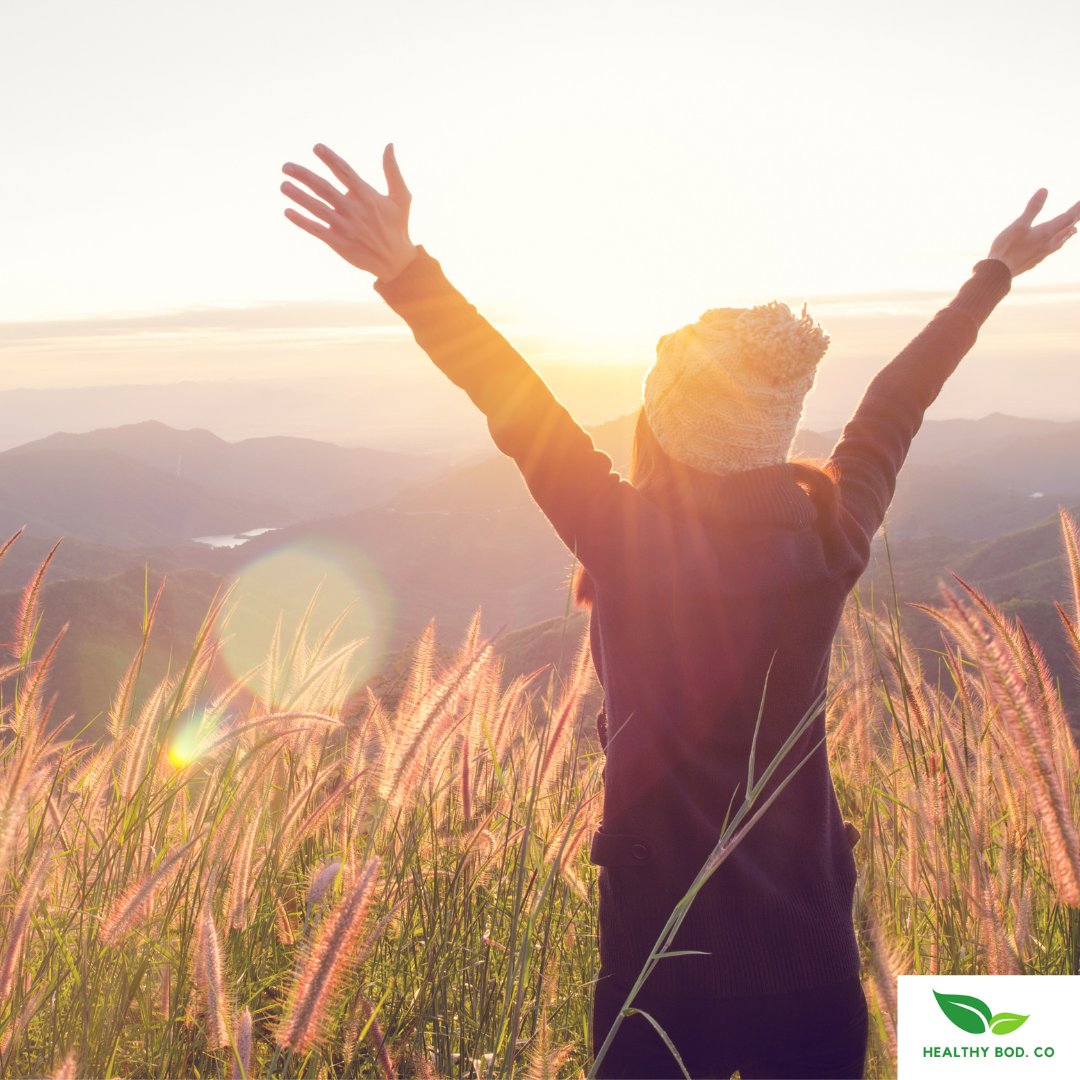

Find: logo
933;990;1029;1036
898;975;1077;1076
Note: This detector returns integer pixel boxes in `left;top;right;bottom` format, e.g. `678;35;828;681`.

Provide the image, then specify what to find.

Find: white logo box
898;975;1080;1077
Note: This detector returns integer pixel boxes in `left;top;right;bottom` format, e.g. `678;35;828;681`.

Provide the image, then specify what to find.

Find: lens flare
168;714;207;768
222;538;392;700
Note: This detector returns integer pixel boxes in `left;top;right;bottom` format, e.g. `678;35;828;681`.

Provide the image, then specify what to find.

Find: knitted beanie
642;302;829;475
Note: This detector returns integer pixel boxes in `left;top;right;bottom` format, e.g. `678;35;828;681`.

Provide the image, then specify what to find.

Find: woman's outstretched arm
280;144;625;561
827;189;1080;545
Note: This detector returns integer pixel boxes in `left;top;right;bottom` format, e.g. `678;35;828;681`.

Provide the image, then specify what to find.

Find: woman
280;145;1078;1079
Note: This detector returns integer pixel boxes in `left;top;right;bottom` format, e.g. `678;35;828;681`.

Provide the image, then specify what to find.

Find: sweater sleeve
374;248;625;559
827;259;1012;542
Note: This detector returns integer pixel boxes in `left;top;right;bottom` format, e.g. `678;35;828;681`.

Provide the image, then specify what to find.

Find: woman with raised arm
281;145;1078;1080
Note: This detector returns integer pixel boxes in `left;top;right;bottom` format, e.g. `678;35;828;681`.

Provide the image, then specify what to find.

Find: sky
3;0;1080;422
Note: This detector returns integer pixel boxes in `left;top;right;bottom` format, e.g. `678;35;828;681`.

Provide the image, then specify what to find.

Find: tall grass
0;538;602;1078
1;507;1080;1078
831;510;1080;1078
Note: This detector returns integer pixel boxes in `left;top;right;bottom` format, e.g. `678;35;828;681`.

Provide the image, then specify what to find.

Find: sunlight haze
3;0;1079;423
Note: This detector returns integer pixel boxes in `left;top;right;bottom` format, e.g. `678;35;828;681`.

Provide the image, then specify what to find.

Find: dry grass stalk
917;581;1080;904
13;540;61;664
99;835;199;946
359;993;397;1079
231;1007;252;1080
535;638;592;802
863;905;900;1067
226;808;262;930
48;1048;78;1080
307;860;342;912
0;845;52;1001
523;974;574;1080
0;986;45;1058
194;888;231;1049
278;856;381;1052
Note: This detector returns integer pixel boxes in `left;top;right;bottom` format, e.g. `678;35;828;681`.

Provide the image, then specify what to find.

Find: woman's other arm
280;145;622;558
828;189;1080;542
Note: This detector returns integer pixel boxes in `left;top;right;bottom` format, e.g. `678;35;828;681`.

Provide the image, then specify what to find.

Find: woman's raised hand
281;144;417;281
988;189;1080;276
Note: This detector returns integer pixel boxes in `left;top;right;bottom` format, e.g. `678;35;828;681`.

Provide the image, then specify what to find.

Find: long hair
573;408;838;609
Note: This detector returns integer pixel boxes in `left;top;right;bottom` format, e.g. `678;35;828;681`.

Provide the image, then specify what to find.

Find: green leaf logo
933;990;993;1034
989;1012;1029;1035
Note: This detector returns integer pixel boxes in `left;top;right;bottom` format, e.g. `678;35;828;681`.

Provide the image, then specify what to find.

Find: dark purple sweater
376;253;1012;997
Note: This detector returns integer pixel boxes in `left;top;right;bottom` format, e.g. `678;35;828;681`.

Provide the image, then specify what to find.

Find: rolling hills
6;412;1080;735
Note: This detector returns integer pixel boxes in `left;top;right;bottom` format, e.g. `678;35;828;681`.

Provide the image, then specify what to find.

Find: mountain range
5;412;1080;735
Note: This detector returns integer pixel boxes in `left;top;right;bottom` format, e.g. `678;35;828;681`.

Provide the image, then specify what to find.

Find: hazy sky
3;0;1080;414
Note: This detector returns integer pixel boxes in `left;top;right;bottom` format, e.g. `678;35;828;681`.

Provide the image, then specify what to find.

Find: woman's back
372;245;1013;994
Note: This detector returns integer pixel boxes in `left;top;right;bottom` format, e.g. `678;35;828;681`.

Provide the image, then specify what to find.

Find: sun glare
223;538;393;700
167;714;207;769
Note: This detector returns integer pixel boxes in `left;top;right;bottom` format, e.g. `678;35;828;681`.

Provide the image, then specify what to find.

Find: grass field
1;513;1079;1078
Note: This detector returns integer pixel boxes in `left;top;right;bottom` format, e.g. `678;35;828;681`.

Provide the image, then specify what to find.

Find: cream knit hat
642;302;829;475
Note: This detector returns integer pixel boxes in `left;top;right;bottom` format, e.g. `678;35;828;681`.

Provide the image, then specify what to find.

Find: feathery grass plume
524;975;574;1080
119;679;170;805
225;807;262;931
279;769;369;869
934;644;977;807
0;986;44;1058
192;709;344;759
8;625;66;747
100;835;200;945
831;607;874;778
0;527;24;572
460;607;483;660
1060;506;1080;623
278;856;381;1053
967;857;1020;975
231;1007;252;1080
194;885;231;1049
488;673;532;765
0;844;53;1002
0;752;32;885
281;634;366;714
916;580;1080;904
12;539;61;664
274;896;296;946
412;1051;438;1079
535;635;592;802
342;991;364;1069
378;645;490;812
166;583;234;718
263;612;284;707
48;1048;78;1080
307;860;342;913
400;621;436;716
1014;620;1080;779
1014;888;1032;961
542;797;601;901
863;904;900;1067
46;792;68;847
107;577;165;739
449;625;493;799
359;993;397;1079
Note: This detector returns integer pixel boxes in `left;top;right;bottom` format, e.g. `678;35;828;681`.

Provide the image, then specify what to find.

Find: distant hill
0;531;217;592
861;505;1080;607
903;413;1080;468
0;447;292;548
860;505;1080;724
10;412;1080;736
9;420;439;518
0;564;228;742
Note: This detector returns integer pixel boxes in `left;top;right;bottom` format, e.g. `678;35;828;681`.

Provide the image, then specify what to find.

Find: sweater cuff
373;246;447;306
947;259;1012;328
